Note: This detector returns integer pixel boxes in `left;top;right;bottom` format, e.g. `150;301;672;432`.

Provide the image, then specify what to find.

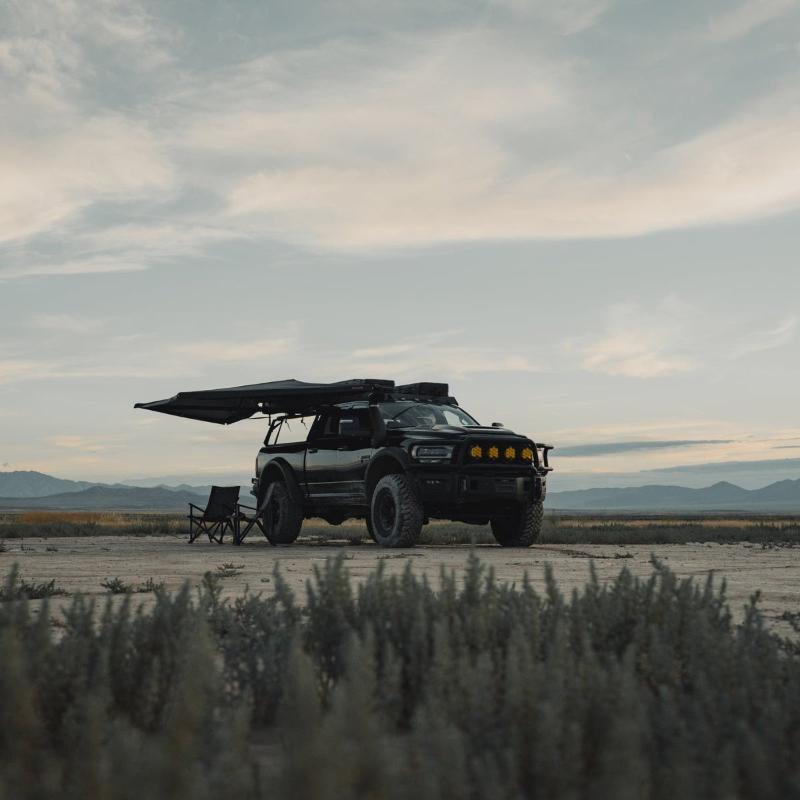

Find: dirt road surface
2;535;798;637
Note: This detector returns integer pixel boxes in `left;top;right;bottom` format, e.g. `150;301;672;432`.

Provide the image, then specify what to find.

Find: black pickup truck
253;382;552;547
135;378;553;548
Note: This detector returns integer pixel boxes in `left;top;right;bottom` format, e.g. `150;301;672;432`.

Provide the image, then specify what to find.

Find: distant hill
0;470;101;498
3;470;800;513
0;471;245;502
548;479;800;512
0;485;206;511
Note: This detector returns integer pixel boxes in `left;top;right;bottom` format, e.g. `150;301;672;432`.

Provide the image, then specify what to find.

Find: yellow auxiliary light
505;446;516;460
470;444;483;459
521;447;533;461
488;445;499;459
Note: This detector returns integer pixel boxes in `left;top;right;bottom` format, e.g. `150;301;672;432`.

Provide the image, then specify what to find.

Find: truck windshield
380;402;480;428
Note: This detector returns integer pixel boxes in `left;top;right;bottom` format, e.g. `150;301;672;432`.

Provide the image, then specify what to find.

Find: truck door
305;408;346;499
336;408;374;503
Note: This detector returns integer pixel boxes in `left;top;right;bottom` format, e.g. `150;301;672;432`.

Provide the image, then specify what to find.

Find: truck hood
393;424;526;439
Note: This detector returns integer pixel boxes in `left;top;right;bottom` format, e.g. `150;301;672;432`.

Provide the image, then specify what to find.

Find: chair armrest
237;503;257;512
188;503;205;513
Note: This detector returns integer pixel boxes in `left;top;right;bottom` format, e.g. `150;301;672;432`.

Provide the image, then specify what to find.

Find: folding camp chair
233;496;266;545
188;486;241;544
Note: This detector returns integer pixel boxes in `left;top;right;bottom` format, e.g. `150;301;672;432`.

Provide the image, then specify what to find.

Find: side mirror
491;422;504;428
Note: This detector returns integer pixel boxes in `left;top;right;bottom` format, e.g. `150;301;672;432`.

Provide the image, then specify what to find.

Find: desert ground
3;527;798;638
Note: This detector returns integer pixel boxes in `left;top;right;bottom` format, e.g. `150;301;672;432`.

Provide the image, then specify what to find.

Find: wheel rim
375;489;397;535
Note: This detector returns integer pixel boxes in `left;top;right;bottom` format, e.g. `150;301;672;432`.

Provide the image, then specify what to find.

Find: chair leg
233;516;241;546
209;521;222;544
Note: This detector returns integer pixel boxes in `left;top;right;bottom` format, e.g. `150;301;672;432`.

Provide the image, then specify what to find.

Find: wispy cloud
569;299;697;378
170;339;295;363
0;257;151;282
644;456;800;474
732;315;797;357
44;435;119;452
703;0;795;42
0;116;173;246
557;439;733;457
30;314;104;334
0;330;300;385
3;3;800;269
0;1;174;254
347;331;539;379
488;0;611;33
209;34;800;250
0;359;58;384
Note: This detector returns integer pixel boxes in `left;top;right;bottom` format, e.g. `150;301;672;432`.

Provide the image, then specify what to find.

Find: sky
1;0;800;490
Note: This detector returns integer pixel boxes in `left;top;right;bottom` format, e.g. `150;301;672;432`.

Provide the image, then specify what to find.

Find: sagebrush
0;555;798;799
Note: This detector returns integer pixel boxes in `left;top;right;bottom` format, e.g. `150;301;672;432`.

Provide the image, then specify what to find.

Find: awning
134;378;395;424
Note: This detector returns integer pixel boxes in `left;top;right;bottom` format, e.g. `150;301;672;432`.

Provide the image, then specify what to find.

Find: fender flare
258;458;304;509
364;448;414;501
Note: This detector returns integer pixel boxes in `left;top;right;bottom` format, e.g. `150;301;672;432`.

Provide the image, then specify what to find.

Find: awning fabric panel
134;378;395;424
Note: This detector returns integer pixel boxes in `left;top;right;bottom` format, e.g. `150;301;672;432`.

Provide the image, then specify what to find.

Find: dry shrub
0;554;798;799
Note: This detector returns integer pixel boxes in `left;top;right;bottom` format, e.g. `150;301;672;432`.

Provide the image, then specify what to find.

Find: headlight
411;444;455;463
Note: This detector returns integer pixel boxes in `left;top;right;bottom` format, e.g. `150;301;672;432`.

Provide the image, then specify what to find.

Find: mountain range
0;485;206;511
547;479;800;512
0;471;233;510
1;471;800;512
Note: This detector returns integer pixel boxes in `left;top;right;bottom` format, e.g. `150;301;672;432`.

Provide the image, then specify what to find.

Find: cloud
557;439;733;457
0;257;151;282
0;115;173;245
488;0;611;33
703;0;795;42
206;30;800;251
347;331;539;379
170;339;295;363
30;314;104;334
44;435;117;452
643;457;800;474
732;315;797;357
3;2;800;271
570;299;697;378
0;333;297;385
0;359;58;384
0;2;174;247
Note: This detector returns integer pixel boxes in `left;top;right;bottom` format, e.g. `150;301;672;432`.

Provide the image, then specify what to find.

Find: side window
272;415;316;445
338;409;372;436
309;409;342;440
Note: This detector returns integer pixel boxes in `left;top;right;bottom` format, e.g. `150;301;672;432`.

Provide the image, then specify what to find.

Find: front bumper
411;466;546;510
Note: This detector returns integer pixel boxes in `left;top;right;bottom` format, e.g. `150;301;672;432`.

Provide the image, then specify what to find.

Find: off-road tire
261;480;303;545
490;500;543;547
369;474;424;548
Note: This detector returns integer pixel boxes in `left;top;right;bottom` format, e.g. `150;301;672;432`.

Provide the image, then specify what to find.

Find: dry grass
17;511;127;525
0;511;183;539
2;511;800;545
